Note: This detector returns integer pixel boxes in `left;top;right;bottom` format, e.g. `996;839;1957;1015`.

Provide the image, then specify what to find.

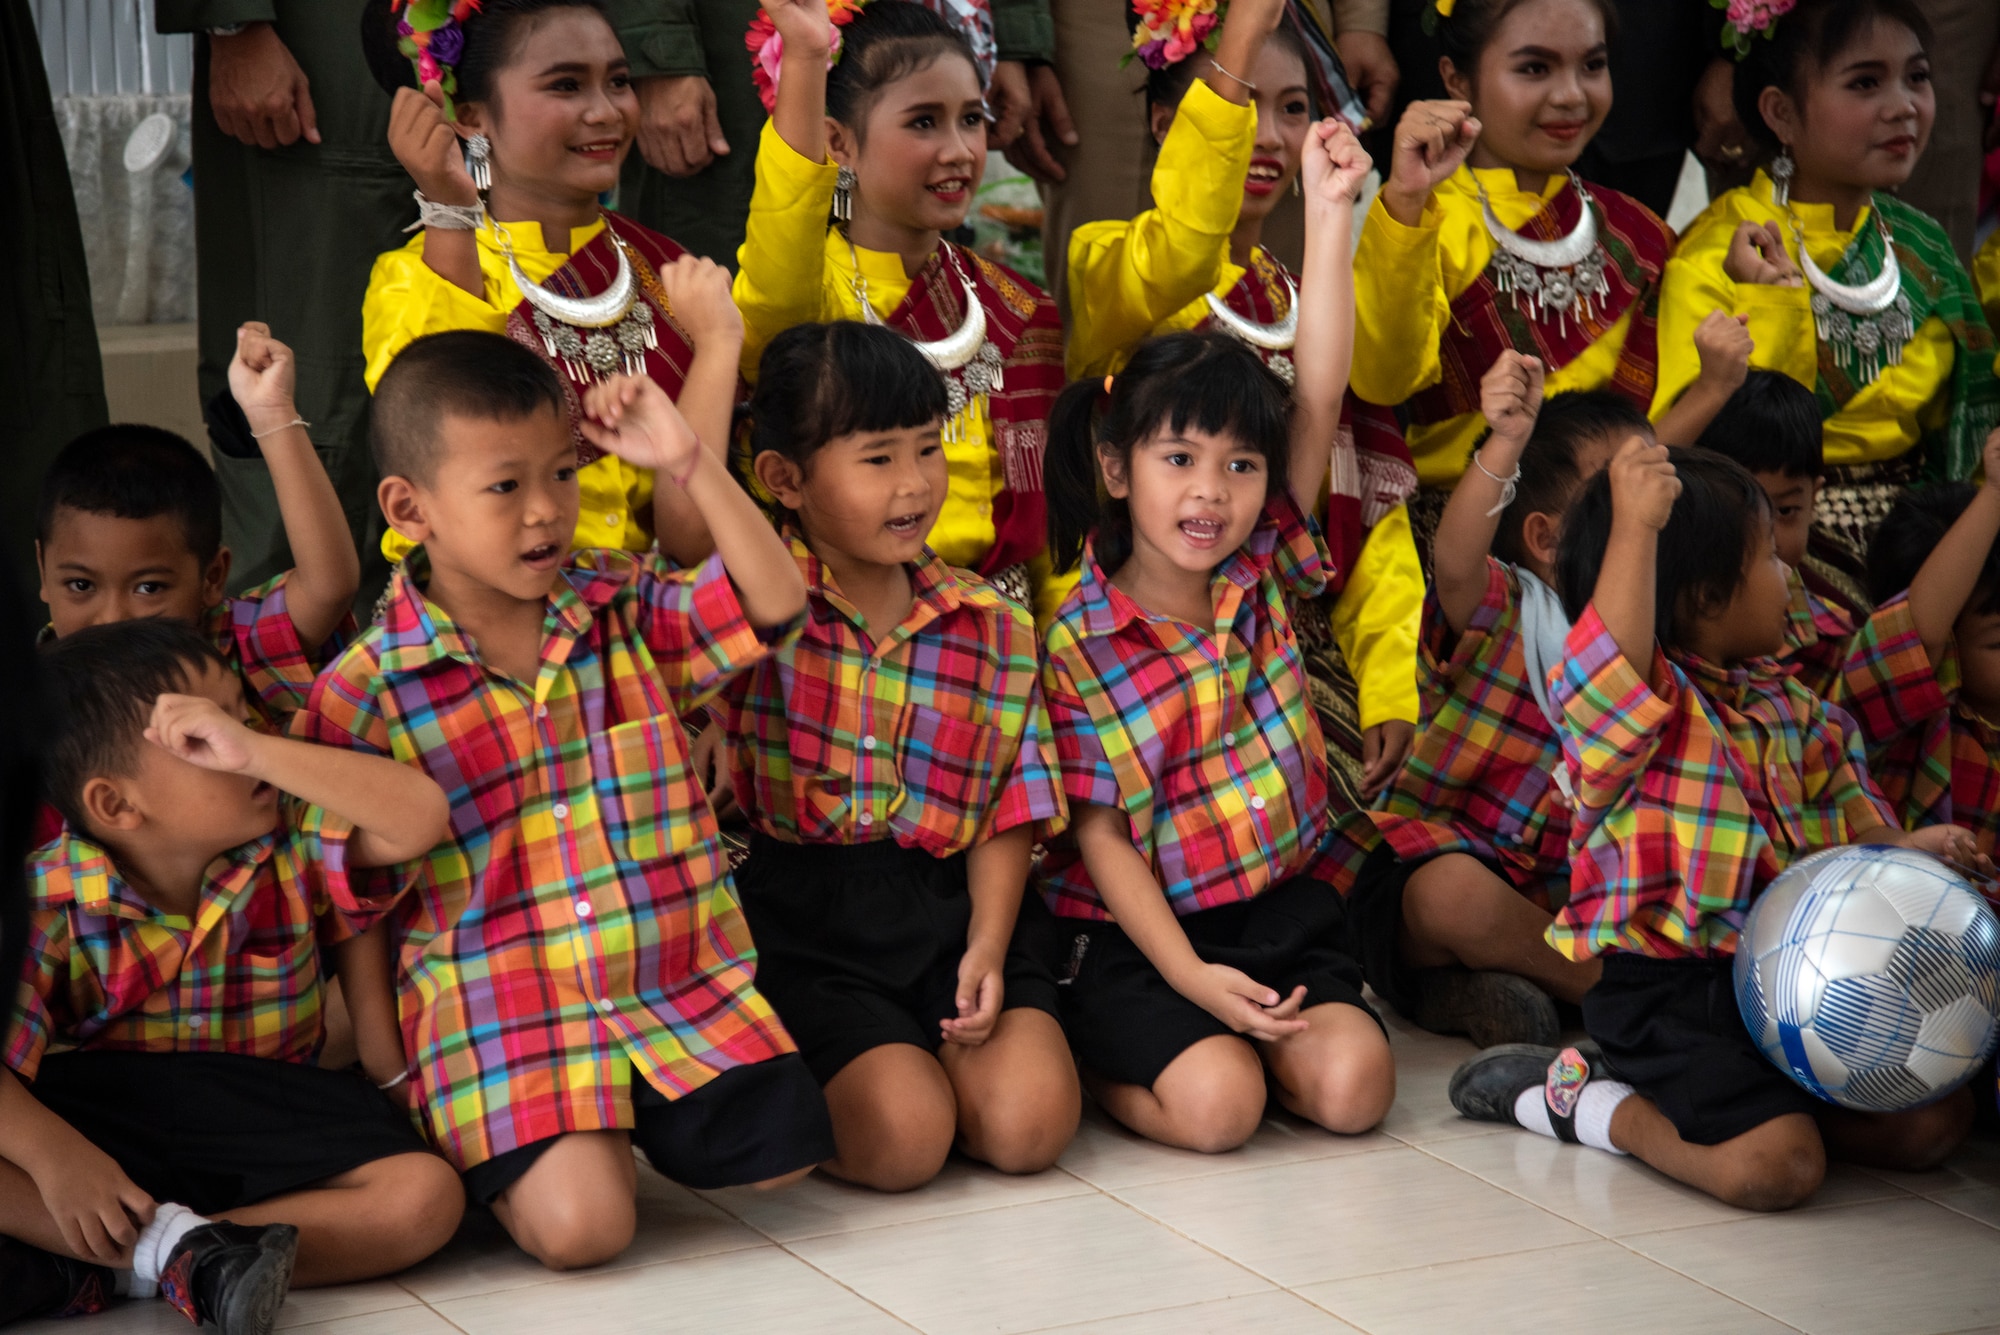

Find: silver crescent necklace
847;234;1004;436
1475;170;1611;335
1790;209;1913;385
1204;266;1298;386
497;216;659;383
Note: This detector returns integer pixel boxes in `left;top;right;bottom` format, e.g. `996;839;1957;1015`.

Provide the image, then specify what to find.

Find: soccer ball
1733;845;2000;1112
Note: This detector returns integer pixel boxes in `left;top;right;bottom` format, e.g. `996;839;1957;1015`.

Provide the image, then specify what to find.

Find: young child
734;0;1065;620
3;619;460;1332
709;320;1080;1193
366;0;743;568
297;330;833;1271
1360;357;1638;1048
1450;443;1979;1210
1698;369;1858;694
1843;428;2000;858
1036;119;1394;1155
35;323;358;720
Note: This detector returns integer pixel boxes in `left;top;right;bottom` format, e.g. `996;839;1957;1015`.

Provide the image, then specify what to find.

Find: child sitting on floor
2;620;459;1333
1359;357;1635;1048
1843;427;2000;860
1450;443;1980;1210
297;331;834;1271
1698;369;1856;696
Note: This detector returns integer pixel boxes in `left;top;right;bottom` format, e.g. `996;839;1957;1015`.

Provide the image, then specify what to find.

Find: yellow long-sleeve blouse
1650;170;1957;467
362;218;655;563
1351;168;1636;488
1063;79;1421;731
732;122;1058;621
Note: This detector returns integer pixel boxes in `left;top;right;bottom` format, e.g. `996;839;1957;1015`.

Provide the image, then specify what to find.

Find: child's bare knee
1295;1039;1396;1135
1158;1071;1266;1154
1713;1135;1826;1211
383;1154;466;1260
832;1096;955;1192
1876;1092;1973;1171
963;1091;1079;1175
518;1205;635;1271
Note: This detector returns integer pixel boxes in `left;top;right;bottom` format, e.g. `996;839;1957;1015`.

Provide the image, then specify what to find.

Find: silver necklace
497;217;659;382
1792;212;1913;385
847;235;1004;436
1205;271;1298;386
1476;170;1610;334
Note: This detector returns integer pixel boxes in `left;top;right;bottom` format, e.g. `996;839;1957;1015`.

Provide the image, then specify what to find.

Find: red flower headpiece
746;2;871;116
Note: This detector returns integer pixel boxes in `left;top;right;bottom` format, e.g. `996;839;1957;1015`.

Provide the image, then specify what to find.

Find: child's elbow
410;782;452;855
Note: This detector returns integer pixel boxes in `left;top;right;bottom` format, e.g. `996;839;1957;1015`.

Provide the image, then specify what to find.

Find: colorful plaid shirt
1550;604;1895;961
716;535;1066;855
295;548;799;1171
1781;568;1857;701
1370;558;1570;908
1039;493;1344;920
1840;593;2000;858
7;807;372;1082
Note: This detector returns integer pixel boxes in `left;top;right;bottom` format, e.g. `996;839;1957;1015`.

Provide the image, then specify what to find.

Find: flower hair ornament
1127;0;1223;71
1418;0;1455;37
1712;0;1799;58
746;1;870;116
392;0;483;115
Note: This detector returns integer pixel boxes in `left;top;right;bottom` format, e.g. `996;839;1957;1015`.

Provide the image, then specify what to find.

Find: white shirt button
596;997;615;1015
604;512;620;527
535;703;548;719
187;1015;204;1031
862;735;877;752
575;899;593;918
858;811;874;827
1250;794;1267;811
1223;731;1237;747
553;802;570;820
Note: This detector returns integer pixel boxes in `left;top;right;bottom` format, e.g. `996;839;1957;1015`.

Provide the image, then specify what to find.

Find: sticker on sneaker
1544;1045;1591;1121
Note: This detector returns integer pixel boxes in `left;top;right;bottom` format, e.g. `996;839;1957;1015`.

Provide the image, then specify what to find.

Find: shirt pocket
594;716;702;863
895;704;1004;837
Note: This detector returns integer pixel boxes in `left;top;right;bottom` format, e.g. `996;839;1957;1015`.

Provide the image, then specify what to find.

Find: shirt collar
1748;168;1868;240
38;829;276;926
789;530;965;642
476;214;608;259
1069;504;1276;639
374;548;603;676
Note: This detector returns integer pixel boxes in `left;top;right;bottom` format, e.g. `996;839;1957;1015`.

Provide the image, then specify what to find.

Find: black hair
40;618;225;833
1733;0;1932;155
370;330;567;481
1492;390;1651;567
827;1;981;134
37;425;223;564
1434;0;1619;87
1046;330;1293;576
748;321;948;478
1696;370;1824;479
1141;23;1310;117
362;0;612;103
1866;482;2000;612
1556;446;1774;651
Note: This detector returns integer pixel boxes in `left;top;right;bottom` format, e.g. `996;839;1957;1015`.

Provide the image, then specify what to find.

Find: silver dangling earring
1770;145;1794;210
465;133;492;194
833;165;856;224
1293;173;1302;198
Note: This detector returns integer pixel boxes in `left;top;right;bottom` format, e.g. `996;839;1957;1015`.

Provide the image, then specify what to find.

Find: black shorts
1053;875;1382;1091
1583;953;1822;1146
1341;844;1516;1017
461;1054;834;1205
28;1051;433;1217
736;834;1063;1084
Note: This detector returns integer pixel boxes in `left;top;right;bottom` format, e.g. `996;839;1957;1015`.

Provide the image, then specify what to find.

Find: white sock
1512;1079;1633;1155
118;1202;206;1298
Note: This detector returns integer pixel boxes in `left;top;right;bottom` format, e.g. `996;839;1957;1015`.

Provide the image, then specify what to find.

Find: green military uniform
1;0;108;587
608;0;1054;271
156;1;410;597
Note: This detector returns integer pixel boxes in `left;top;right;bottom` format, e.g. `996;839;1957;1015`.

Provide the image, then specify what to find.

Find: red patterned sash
1203;251;1417;594
504;212;698;467
882;244;1064;575
1407;180;1672;426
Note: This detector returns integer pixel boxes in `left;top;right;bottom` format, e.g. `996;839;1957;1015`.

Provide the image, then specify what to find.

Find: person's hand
987;60;1032;149
1723;220;1801;287
656;254;744;350
227;321;302;435
578;374;703;480
146;694;263;774
1335;30;1399;127
940;946;1005;1046
32;1144;154;1264
1692;310;1753;396
766;0;834;61
1692;55;1752;170
1608;436;1680;533
388;83;479;205
1301;117;1372;207
1359;719;1415;799
1175;962;1310;1040
998;64;1079;183
1381;100;1480;226
689;721;737;818
1982;428;2000;493
634;75;730;177
1479;350;1545;455
1895;824;1997;881
207;22;319;149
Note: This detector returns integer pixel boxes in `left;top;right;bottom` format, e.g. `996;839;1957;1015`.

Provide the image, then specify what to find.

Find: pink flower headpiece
1713;0;1799;59
391;0;484;117
746;2;871;115
1126;0;1223;71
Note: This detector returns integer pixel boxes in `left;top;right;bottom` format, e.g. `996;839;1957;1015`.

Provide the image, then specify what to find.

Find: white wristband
250;416;310;440
404;190;486;233
1471;447;1522;517
377;1069;412;1092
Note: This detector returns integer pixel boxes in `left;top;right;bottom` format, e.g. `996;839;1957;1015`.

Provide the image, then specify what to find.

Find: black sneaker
1412;969;1559;1048
158;1222;297;1334
1449;1042;1607;1145
0;1237;113;1323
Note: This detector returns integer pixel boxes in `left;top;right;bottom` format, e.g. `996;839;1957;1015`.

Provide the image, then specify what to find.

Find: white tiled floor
25;1011;2000;1335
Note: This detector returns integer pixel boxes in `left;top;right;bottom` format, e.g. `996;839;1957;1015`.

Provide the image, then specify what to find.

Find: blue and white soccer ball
1733;845;2000;1112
